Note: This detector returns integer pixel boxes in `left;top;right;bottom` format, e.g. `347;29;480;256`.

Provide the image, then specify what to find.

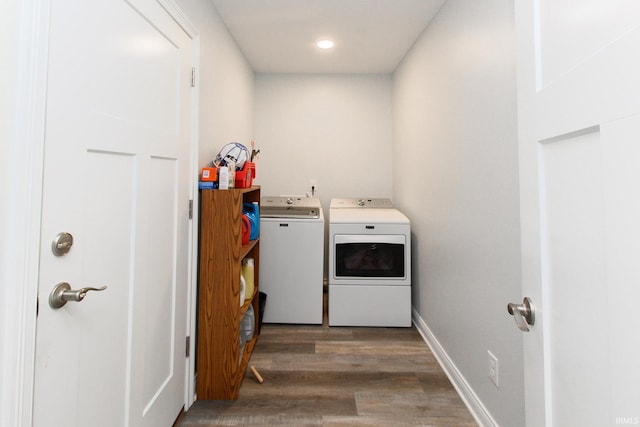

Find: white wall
393;0;524;426
174;0;255;168
253;74;393;212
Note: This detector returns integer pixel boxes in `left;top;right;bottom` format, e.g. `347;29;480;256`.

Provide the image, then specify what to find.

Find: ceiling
209;0;446;74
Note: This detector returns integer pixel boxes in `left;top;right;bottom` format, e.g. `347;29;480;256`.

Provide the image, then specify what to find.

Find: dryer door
333;234;407;281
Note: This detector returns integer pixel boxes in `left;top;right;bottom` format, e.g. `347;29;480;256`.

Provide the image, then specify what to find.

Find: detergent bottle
241;214;251;245
239;273;246;306
243;202;259;240
242;258;255;300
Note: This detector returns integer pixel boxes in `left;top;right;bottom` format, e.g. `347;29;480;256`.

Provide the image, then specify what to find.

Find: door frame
154;0;202;410
2;1;49;425
515;2;551;425
3;1;200;424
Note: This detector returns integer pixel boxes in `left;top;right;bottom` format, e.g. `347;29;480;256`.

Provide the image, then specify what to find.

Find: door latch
51;232;74;256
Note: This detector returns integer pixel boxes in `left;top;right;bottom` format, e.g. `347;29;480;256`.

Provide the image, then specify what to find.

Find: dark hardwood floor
179;297;478;427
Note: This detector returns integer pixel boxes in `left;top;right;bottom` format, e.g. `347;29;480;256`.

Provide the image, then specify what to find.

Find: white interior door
516;1;640;426
33;0;193;426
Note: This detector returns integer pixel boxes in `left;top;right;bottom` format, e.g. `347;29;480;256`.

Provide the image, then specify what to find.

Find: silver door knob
49;282;107;309
507;297;535;332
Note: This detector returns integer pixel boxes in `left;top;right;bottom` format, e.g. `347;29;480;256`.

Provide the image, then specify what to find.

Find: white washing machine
329;198;411;327
259;196;325;324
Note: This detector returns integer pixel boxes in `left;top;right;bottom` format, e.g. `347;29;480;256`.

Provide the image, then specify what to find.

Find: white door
516;1;640;426
33;0;193;425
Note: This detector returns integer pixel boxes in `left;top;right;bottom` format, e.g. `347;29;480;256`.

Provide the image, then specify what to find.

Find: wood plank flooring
178;308;478;426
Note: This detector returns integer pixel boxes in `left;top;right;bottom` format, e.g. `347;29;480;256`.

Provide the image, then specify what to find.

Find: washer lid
261;196;321;218
330;198;393;209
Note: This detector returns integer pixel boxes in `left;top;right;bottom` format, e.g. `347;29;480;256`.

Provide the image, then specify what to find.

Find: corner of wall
412;309;499;427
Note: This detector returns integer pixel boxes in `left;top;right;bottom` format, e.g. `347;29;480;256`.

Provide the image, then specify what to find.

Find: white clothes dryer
329;198;411;327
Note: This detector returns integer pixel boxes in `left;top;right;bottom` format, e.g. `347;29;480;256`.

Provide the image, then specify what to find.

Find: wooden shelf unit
196;186;260;400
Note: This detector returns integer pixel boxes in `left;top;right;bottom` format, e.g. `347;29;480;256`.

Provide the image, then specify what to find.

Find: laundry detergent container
243;202;259;240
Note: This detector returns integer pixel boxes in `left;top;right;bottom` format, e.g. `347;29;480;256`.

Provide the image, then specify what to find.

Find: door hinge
188;199;193;220
191;67;196;87
185;336;191;357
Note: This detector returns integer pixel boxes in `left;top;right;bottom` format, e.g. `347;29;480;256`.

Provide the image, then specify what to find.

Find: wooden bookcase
196;186;260;400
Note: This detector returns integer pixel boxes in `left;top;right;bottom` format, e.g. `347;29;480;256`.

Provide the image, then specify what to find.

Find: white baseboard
412;307;499;427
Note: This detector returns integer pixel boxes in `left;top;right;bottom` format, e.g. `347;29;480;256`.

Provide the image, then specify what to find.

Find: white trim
152;0;201;413
157;0;198;38
412;307;498;427
186;37;201;413
2;0;51;425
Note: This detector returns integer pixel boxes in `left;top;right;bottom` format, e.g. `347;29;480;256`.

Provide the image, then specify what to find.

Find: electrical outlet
488;351;499;388
309;178;318;196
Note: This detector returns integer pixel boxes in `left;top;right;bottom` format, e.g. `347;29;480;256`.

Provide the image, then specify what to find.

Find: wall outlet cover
488;350;499;388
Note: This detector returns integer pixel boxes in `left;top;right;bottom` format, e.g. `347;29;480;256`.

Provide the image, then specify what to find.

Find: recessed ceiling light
316;40;334;50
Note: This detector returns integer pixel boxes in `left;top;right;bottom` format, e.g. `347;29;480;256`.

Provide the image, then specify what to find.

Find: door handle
507;297;535;332
49;282;107;309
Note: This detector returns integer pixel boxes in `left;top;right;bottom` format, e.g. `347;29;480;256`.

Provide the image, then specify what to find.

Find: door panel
541;129;610;426
537;24;640;142
142;156;179;410
80;151;136;426
539;0;640;86
33;0;192;425
601;116;640;419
